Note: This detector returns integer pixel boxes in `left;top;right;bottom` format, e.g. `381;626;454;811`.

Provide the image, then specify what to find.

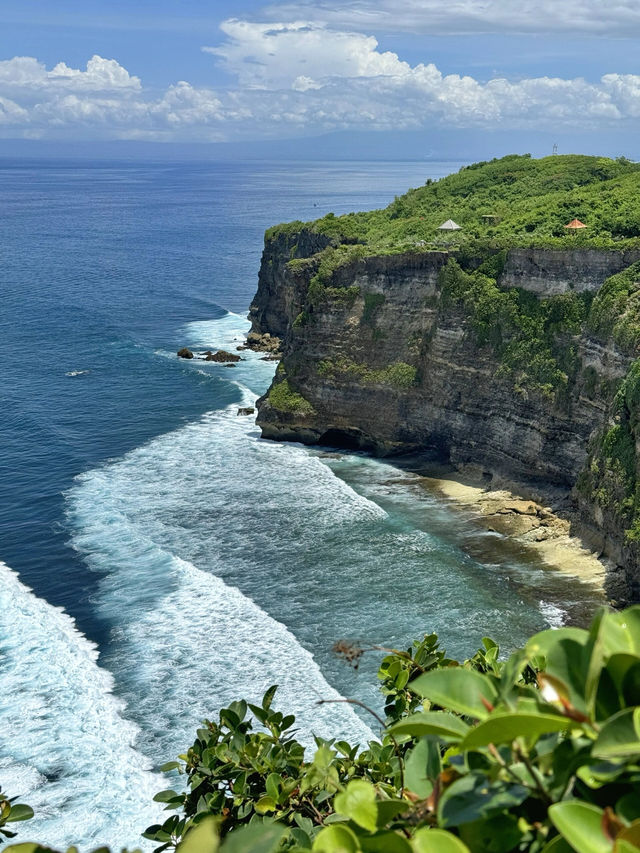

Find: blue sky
1;0;639;157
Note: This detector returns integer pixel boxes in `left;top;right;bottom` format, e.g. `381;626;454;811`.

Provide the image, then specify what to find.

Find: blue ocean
0;159;604;849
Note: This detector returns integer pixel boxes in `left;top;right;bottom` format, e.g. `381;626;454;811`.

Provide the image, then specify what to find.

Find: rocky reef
249;223;640;602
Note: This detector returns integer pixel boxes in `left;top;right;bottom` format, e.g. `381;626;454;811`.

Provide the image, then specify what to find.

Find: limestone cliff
249;229;640;601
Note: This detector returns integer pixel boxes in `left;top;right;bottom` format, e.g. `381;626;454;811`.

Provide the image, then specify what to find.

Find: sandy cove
417;471;609;598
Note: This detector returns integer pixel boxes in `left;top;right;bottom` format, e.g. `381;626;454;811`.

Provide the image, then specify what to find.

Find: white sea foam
60;313;377;806
0;561;164;850
68;396;379;760
538;600;568;628
176;313;277;396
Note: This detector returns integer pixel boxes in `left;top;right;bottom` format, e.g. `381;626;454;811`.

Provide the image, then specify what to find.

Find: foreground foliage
0;787;33;842
10;607;640;853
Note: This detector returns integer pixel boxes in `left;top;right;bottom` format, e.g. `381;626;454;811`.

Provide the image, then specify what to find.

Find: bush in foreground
7;607;640;853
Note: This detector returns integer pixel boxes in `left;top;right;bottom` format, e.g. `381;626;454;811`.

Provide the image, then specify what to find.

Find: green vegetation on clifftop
271;154;640;259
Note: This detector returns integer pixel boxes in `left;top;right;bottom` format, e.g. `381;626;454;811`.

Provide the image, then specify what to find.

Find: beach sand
419;473;608;594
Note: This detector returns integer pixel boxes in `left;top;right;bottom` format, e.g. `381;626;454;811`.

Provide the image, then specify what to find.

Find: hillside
269;154;640;260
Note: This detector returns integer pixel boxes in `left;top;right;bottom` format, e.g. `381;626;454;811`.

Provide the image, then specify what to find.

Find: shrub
268;380;315;416
587;262;640;354
10;606;640;852
438;259;588;398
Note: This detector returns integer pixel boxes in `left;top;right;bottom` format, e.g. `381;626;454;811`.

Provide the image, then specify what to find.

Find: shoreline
411;464;609;598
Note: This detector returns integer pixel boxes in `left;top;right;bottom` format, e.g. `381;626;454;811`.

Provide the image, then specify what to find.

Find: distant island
248;154;640;603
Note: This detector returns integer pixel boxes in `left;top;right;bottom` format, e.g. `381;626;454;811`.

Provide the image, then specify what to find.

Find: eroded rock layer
250;229;640;600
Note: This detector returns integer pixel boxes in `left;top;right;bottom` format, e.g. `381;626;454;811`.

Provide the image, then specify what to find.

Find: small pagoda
437;219;461;231
564;218;587;231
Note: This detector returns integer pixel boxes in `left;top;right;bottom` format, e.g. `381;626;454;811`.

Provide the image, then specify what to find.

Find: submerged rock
177;348;194;359
237;407;255;416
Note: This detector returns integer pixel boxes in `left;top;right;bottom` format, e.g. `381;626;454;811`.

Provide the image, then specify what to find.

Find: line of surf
0;561;164;850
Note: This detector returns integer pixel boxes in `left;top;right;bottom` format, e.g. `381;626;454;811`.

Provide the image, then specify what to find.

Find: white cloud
0;95;28;124
0;29;640;142
203;20;409;89
261;0;640;38
0;55;141;95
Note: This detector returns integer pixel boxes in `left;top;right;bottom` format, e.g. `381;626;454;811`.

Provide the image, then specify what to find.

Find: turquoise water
0;160;603;849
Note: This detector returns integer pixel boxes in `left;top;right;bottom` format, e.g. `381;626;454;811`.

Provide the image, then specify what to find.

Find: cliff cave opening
318;428;377;452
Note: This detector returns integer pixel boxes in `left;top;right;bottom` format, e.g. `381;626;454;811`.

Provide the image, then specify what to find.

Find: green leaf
525;627;589;660
549;802;613;853
438;772;528;828
153;790;181;804
544;639;588;713
265;773;282;802
604;654;640;710
541;837;574;853
255;796;277;814
592;707;640;760
288;827;312;850
404;738;439;798
221;824;286;853
615;842;640;853
312;824;361;852
390;711;470;742
409;669;498;719
334;780;377;833
3;846;56;853
262;685;278;711
617;792;640;824
616;821;640;851
458;814;522;853
600;608;640;658
160;761;182;772
411;828;471;853
461;711;572;750
360;832;412;852
177;817;220;853
375;801;409;829
6;806;34;824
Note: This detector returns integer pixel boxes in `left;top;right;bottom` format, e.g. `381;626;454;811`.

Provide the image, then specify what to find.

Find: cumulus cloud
0;55;141;95
203;20;409;89
262;0;640;38
1;25;640;142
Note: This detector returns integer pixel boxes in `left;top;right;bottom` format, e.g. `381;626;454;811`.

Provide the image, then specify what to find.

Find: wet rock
205;350;242;362
237;407;255;416
177;348;194;359
244;332;282;354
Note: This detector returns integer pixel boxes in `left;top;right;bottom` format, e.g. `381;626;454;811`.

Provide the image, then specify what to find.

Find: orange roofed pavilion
564;218;587;229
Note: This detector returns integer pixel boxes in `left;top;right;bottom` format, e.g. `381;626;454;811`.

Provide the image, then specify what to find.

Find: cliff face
249;233;640;600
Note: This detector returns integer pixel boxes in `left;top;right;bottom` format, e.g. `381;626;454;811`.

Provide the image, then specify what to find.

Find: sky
1;0;639;158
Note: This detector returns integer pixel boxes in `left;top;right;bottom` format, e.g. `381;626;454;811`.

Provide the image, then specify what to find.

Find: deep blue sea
0;159;605;849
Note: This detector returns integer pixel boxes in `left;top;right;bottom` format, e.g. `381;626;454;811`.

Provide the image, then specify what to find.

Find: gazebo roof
437;219;462;231
564;218;587;229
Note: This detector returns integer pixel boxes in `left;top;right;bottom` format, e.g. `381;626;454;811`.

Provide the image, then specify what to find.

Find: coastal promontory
249;154;640;601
